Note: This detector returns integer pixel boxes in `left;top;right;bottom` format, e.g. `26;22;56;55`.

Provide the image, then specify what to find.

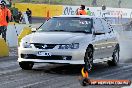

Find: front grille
33;43;57;49
21;54;72;60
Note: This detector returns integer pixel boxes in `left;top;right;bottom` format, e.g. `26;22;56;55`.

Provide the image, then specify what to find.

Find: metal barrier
7;24;29;47
18;27;32;46
6;23;42;47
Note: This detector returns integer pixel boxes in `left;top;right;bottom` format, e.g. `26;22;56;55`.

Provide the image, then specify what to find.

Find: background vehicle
18;15;120;70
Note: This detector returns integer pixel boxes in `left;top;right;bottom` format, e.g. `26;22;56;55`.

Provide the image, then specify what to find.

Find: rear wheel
19;62;34;70
84;47;93;72
108;44;120;66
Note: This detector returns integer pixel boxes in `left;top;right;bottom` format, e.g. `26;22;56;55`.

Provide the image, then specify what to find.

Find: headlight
70;43;79;49
20;42;32;48
58;43;79;49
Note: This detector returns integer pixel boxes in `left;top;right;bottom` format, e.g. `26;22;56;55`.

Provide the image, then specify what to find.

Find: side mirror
45;17;51;21
93;30;105;35
31;28;37;32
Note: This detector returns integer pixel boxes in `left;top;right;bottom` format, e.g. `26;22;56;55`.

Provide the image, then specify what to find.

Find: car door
92;18;109;59
105;32;117;57
102;19;117;57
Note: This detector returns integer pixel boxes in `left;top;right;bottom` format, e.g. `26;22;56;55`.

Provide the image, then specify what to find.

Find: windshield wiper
71;31;90;33
50;30;65;32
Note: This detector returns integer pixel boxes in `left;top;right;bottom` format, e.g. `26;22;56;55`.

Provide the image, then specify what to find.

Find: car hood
22;32;92;44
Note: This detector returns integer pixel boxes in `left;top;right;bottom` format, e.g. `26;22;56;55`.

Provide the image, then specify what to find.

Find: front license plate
37;52;51;56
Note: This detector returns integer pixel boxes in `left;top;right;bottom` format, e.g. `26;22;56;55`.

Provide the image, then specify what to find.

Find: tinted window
38;17;93;33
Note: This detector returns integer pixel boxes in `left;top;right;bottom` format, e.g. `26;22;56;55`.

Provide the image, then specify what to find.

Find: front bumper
18;47;86;64
18;58;85;64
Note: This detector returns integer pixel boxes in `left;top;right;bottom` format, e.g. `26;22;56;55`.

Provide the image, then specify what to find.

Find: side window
93;18;105;32
100;19;113;33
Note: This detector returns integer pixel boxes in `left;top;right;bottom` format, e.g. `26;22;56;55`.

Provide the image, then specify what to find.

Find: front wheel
19;62;34;70
84;47;94;72
108;44;120;66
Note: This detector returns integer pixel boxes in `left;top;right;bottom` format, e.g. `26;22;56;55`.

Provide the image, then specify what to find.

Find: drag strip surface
0;56;131;88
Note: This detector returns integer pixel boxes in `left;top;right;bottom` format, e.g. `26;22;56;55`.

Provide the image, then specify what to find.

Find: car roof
53;15;103;19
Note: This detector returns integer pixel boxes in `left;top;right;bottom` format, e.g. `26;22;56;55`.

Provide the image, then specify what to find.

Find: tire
19;62;34;70
84;47;94;72
108;44;120;66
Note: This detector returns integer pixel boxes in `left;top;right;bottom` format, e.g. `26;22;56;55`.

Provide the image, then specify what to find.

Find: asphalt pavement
0;49;132;88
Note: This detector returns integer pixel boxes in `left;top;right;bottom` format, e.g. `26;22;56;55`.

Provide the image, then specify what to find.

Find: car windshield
38;17;93;33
